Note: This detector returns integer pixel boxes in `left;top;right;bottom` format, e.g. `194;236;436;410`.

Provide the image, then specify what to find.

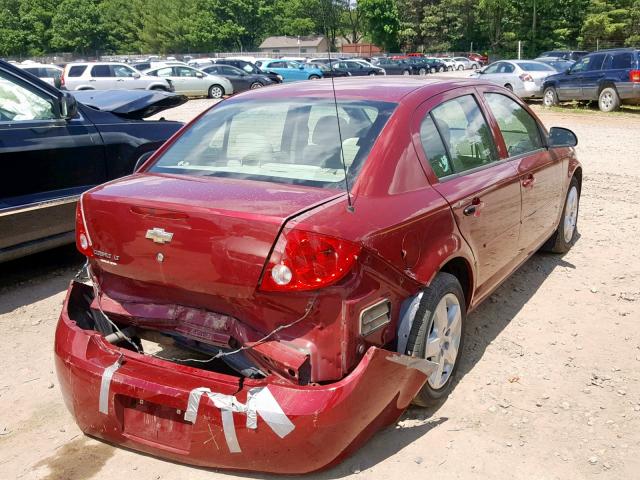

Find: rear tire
208;84;224;99
543;87;559;107
598;87;620;112
438;66;445;72
250;82;263;89
402;69;410;76
457;65;464;71
419;68;427;76
406;272;466;407
308;74;320;80
542;176;580;253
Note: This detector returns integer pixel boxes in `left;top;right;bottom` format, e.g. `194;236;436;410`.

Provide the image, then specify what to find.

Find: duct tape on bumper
98;356;123;415
184;386;294;453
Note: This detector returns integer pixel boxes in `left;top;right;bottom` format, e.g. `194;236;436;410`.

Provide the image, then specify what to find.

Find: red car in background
468;52;489;65
55;77;581;473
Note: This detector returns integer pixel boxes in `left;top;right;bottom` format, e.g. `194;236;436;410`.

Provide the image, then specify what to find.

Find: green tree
50;0;104;54
359;0;401;51
19;0;57;55
0;0;25;57
99;0;144;53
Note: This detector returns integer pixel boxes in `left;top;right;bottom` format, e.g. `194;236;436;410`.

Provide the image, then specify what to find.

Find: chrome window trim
0;194;79;217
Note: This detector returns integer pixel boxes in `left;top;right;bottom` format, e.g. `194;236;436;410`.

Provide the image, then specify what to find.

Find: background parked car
201;64;274;92
213;59;283;83
62;62;173;91
144;64;232;98
424;57;448;73
536;57;576;72
306;62;350;78
475;60;556;98
18;63;63;87
328;59;385;76
254;59;323;82
371;57;412;75
453;56;481;69
542;48;640;112
539;50;589;62
0;59;185;262
467;52;489;65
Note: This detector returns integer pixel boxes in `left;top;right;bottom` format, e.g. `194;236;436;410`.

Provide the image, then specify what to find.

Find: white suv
61;62;173;91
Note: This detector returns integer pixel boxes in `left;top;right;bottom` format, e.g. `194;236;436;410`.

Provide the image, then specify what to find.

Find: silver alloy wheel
424;293;462;389
563;186;579;243
544;88;555;106
250;82;263;89
419;68;426;75
600;91;614;110
402;70;410;76
209;86;223;98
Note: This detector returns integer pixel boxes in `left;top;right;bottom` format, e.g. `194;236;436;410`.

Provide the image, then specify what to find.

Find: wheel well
572;166;583;194
598;81;617;96
440;257;472;307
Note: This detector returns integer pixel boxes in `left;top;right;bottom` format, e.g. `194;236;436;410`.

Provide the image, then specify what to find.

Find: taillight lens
630;70;640;82
519;73;534;82
75;197;94;257
260;229;361;291
60;71;65;88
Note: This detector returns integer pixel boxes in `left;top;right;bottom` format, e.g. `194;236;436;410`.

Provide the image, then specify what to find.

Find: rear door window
91;65;111;77
419;115;453;178
68;65;87;77
484;93;543;157
587;54;606;71
427;95;497;175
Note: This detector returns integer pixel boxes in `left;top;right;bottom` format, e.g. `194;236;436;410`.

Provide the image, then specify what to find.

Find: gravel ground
1;77;639;480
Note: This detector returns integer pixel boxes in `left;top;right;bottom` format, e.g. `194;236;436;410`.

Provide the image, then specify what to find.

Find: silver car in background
473;60;556;98
452;56;481;70
143;64;233;98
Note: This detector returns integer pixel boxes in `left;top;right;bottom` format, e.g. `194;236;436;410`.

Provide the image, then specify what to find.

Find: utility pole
531;0;537;57
596;38;599;51
518;41;522;60
470;41;474;53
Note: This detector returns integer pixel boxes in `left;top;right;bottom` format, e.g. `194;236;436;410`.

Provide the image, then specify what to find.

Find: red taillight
260;229;361;292
75;196;94;257
60;70;65;88
630;70;640;83
519;73;534;82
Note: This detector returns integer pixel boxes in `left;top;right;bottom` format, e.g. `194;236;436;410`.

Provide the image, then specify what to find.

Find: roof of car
230;76;482;103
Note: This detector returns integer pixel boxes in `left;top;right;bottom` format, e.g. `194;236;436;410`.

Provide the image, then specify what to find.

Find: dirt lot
1;85;639;480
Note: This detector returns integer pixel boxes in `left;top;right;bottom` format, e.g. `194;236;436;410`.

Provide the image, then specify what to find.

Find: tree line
0;0;638;58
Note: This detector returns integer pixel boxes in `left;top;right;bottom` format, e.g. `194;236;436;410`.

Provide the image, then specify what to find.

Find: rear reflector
630;70;640;83
75;196;94;258
260;229;361;292
519;73;534;82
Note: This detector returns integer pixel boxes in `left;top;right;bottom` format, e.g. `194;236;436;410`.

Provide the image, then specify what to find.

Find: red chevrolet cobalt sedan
55;78;581;473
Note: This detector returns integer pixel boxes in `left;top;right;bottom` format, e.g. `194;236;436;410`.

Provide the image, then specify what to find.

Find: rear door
579;53;606;100
480;88;564;254
89;64;114;89
412;87;522;302
0;67;105;259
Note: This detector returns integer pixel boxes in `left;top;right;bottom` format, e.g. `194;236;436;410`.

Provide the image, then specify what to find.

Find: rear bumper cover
55;281;432;474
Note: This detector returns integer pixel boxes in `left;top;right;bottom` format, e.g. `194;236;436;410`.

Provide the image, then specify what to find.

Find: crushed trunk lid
72;89;187;119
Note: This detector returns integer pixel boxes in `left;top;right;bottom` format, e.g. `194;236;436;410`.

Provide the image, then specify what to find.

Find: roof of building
259;36;326;49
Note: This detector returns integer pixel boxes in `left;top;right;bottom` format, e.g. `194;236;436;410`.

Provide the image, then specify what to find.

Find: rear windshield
518;62;555;72
149;98;397;189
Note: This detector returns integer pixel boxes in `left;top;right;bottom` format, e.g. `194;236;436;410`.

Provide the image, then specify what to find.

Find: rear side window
484;93;543;157
427;95;496;175
518;62;554;72
91;65;111;77
420;116;452;178
610;52;634;69
68;65;87;77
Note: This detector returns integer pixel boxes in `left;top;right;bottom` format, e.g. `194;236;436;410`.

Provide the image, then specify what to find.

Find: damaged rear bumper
55;281;432;474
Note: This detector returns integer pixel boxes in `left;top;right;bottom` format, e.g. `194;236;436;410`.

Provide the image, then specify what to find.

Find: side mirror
548;127;578;148
133;72;141;79
60;93;77;120
299;65;304;70
196;72;204;78
134;150;156;172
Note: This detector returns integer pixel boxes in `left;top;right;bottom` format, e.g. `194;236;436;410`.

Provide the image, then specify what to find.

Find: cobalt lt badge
145;227;173;244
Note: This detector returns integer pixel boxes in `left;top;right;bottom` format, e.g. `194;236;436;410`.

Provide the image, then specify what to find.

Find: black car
371;58;412;75
202;64;275;92
306;61;351;78
539;50;589;62
542;48;640;112
0;60;186;262
213;59;283;84
329;60;385;76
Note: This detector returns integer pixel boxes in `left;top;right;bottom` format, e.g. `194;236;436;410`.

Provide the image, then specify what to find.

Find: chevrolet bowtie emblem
145;227;174;244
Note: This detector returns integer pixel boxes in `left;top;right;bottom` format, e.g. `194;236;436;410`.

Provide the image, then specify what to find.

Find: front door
413;88;522;302
557;56;589;100
480;89;564;255
579;53;606;100
0;67;105;258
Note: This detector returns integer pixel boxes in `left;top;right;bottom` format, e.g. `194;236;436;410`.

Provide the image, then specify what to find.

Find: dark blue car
542;48;640;112
0;60;186;262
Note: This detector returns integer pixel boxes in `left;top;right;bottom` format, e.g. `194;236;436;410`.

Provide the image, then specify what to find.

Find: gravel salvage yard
1;93;639;480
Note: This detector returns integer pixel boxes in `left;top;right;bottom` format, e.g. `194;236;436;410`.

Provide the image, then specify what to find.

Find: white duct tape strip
184;386;294;453
247;387;295;438
386;353;439;377
99;358;123;415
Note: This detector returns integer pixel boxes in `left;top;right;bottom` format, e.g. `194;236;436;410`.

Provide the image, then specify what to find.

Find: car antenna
324;7;354;213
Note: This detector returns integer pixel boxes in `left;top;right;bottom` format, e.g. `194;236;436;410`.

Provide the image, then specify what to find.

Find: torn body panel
55;280;434;474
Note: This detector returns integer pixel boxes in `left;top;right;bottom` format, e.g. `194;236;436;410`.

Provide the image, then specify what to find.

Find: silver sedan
472;60;556;98
143;65;233;98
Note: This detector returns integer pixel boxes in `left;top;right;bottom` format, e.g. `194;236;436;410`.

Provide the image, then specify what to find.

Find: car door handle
116;79;125;82
89;79;96;82
522;174;535;188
